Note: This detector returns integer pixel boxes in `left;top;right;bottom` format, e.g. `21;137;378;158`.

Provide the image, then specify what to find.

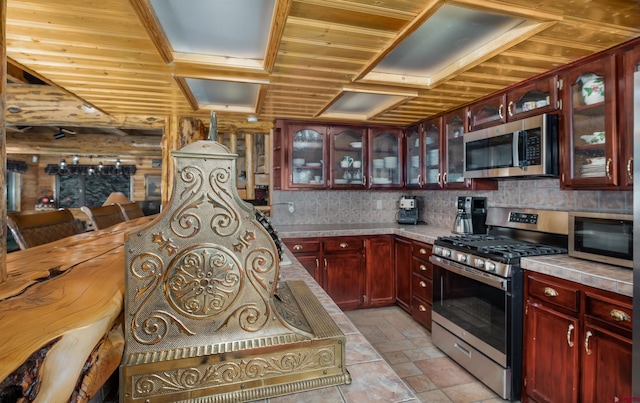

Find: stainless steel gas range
430;207;569;401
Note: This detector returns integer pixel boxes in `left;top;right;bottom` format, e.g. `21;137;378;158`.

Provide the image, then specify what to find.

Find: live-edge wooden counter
0;216;418;403
0;216;154;402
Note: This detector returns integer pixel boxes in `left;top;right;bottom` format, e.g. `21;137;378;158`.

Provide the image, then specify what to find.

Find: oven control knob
434;246;442;255
486;261;496;272
474;259;485;269
457;254;467;263
443;249;452;258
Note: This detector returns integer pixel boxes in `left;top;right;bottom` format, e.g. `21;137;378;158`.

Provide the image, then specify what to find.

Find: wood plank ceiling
5;0;640;134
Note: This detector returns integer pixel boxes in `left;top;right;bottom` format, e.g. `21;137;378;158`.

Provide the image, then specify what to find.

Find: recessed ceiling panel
374;5;525;77
185;78;260;107
150;0;276;59
327;92;399;114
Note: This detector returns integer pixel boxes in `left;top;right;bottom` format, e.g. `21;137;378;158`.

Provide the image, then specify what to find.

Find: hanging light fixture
98;161;104;173
115;158;122;170
59;159;67;170
72;155;80;165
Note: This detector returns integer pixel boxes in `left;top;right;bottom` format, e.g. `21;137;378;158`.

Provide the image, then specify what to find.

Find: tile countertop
272;245;419;403
276;223;633;298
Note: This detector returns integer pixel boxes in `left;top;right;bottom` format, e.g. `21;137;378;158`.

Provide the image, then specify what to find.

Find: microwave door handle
517;130;528;167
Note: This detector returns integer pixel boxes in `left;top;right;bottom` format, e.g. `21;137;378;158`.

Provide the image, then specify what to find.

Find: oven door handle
429;255;508;291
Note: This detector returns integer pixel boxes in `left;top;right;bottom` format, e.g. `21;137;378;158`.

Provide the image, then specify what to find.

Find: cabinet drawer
411;296;432;330
412;241;432;259
527;274;580;312
323;238;364;253
283;238;320;254
412;273;432;302
585;292;632;332
412;257;432;279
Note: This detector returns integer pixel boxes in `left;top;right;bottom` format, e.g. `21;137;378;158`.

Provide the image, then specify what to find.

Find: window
6;171;21;212
58;174;131;208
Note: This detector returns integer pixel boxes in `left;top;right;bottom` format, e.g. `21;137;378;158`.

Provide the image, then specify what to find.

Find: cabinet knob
340;242;348;248
627;157;633;180
507;101;514;117
419;281;427;288
418;305;427;312
543;287;559;297
606;157;612;179
293;244;303;251
498;104;504;119
420;264;427;271
419;248;427;255
609;309;631;322
443;172;448;184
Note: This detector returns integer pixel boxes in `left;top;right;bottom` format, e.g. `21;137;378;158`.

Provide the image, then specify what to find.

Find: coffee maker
452;196;487;234
397;195;419;225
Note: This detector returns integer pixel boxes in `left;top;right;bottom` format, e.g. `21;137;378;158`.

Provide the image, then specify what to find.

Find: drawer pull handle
419;248;427;255
543;287;559;297
420;264;427;271
293;244;303;251
584;330;593;355
627;157;633;180
567;323;575;347
610;309;631;322
419;281;427;288
340;242;348;248
418;305;427;312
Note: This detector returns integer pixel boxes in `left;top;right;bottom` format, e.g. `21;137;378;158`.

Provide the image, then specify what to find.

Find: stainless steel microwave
568;211;633;268
463;114;559;179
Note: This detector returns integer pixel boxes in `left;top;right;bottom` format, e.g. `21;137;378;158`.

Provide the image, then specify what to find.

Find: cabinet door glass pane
425;123;440;185
513;90;550;116
571;72;606;179
333;129;365;186
406;126;421;186
372;133;400;185
446;117;465;183
292;129;324;184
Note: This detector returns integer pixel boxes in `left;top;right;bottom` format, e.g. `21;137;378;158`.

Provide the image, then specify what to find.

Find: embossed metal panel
120;141;350;402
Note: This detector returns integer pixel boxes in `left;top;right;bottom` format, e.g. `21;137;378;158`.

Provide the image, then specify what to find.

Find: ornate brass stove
120;141;350;402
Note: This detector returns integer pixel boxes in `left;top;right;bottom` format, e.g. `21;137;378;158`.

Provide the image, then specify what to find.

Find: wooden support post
160;116;206;205
245;133;255;200
1;0;7;284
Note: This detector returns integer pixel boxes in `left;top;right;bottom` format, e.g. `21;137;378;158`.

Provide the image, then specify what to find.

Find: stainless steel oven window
432;265;509;355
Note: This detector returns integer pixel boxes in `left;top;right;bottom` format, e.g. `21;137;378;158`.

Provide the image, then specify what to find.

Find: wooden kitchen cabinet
329;125;367;188
523;272;632;403
284;235;396;311
468;92;507;131
394;236;412;313
282;238;321;283
369;126;404;189
560;54;619;189
620;42;640;189
323;237;366;311
410;241;432;330
365;235;395;307
405;123;423;188
506;74;561;121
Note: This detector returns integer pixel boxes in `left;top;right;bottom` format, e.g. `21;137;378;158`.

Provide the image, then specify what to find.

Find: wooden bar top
0;216;155;402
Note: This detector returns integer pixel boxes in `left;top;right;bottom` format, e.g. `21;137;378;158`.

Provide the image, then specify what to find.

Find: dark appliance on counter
430;207;569;401
397;195;419;225
569;211;633;268
464;113;559;179
452;196;487;234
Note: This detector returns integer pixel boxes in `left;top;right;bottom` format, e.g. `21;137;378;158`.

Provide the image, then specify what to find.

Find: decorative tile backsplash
270;178;633;228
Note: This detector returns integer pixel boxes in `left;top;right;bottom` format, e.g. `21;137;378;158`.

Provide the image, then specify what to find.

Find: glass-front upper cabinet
442;109;467;188
330;126;366;188
468;93;506;131
405;123;423;188
369;127;403;188
289;124;327;188
562;55;617;188
621;44;640;189
423;117;442;188
506;75;560;121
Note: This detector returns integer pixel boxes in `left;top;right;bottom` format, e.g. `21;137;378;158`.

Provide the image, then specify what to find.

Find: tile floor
345;306;514;403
